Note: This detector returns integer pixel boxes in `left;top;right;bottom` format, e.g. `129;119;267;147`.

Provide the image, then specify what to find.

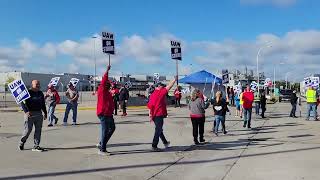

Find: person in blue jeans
63;83;79;126
212;91;228;136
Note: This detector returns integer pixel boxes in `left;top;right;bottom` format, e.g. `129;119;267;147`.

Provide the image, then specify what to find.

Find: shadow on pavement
2;146;320;180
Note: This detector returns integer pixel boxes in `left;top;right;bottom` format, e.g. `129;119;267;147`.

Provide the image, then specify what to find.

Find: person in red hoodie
96;65;115;156
147;77;176;151
242;85;254;128
174;87;182;108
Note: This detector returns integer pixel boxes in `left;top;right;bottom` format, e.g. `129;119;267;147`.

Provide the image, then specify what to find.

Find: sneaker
19;143;24;151
32;146;44;152
194;141;200;145
248;126;251;129
54;118;59;125
200;139;206;143
98;151;111;156
223;131;228;135
151;147;163;152
164;141;170;149
214;132;219;136
96;143;101;149
305;118;309;121
48;124;53;127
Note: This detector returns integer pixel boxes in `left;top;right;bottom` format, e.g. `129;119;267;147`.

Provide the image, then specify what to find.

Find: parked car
279;89;293;102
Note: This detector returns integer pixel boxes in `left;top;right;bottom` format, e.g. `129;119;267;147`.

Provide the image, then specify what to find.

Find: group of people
18;69;320;154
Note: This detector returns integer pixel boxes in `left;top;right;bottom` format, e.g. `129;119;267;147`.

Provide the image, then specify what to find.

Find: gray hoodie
188;98;205;116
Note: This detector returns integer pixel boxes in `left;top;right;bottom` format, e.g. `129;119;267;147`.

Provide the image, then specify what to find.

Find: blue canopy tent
179;70;225;98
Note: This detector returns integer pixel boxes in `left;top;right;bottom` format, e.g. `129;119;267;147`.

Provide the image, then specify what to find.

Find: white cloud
240;0;297;7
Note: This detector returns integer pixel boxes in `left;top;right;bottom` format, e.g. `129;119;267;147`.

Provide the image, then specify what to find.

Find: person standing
147;78;176;151
19;80;47;152
254;90;260;115
230;88;235;106
45;85;60;127
119;85;129;116
290;90;298;118
63;82;79;125
242;85;254;128
110;84;120;115
306;86;318;121
239;91;244;119
212;91;228;136
188;89;206;145
174;87;182;108
96;65;115;155
260;91;267;118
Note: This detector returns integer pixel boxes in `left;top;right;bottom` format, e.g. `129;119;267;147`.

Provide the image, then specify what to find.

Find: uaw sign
171;40;182;60
8;79;30;104
48;77;60;87
102;32;115;54
153;73;160;83
304;77;312;87
250;81;258;91
69;78;80;87
222;69;229;84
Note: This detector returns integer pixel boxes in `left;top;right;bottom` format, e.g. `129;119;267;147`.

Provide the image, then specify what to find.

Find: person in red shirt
242;85;254;128
110;83;120;115
45;84;60;127
147;77;176;151
174;87;182;108
96;65;115;156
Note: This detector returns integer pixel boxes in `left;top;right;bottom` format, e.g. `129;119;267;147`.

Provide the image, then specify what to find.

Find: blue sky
1;0;320;81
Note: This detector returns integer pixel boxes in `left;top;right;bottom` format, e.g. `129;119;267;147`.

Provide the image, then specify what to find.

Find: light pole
92;35;97;94
256;43;272;96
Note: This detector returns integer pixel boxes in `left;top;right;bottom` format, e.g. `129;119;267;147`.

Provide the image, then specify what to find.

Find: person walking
147;78;176;151
19;80;47;152
188;89;206;145
45;84;60;127
110;84;120;115
239;91;244;119
235;91;241;117
242;85;254;128
290;90;298;118
174;87;182;108
212;91;228;136
63;82;79;125
96;65;115;156
260;90;267;118
306;86;318;121
254;90;260;115
119;85;129;116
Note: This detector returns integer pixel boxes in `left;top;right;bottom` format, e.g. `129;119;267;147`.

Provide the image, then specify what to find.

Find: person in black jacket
119;85;129;116
260;91;267;118
290;90;298;118
20;80;47;152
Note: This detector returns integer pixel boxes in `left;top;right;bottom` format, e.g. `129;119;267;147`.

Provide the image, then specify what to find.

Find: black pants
290;103;297;117
98;115;116;152
152;116;168;148
113;100;118;115
175;98;181;108
231;96;235;106
261;104;266;118
191;117;205;142
121;101;127;114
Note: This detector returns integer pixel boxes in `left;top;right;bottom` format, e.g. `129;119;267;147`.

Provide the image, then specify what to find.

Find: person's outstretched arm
166;76;177;91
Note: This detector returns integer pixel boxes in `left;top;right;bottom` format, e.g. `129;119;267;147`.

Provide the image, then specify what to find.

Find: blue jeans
255;102;260;115
214;115;224;133
152;116;168;148
63;102;78;123
98;115;116;152
243;108;252;127
48;104;58;125
307;103;317;120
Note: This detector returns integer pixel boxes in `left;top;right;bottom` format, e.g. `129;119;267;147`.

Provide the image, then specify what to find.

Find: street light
92;35;97;95
256;43;272;96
